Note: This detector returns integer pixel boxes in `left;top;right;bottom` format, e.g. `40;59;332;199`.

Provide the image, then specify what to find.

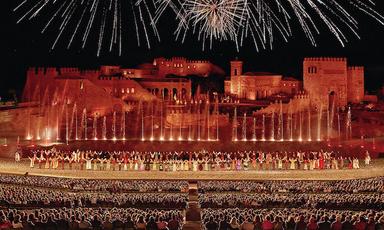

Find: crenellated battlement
82;70;100;75
186;60;210;63
59;67;80;75
155;57;210;64
304;57;347;62
27;67;58;76
348;66;364;71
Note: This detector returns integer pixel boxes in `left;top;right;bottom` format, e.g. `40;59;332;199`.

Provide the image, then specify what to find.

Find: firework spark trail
82;0;99;49
97;3;107;56
157;0;384;50
13;0;27;12
67;0;89;49
14;0;160;56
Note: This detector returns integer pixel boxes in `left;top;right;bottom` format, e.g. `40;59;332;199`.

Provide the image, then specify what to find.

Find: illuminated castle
225;57;367;108
224;60;301;100
23;57;223;115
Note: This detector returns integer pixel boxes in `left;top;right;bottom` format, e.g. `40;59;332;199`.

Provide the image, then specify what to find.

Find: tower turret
230;60;243;76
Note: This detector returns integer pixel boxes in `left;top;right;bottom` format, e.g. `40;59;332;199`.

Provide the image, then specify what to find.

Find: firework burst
157;0;384;50
14;0;160;56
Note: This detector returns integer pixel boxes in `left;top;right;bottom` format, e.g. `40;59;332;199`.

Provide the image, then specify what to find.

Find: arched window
308;66;317;74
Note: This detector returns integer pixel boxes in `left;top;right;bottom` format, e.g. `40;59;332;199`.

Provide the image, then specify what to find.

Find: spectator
91;215;102;230
241;217;254;230
331;215;342;230
112;216;124;230
68;216;79;230
136;216;146;230
262;215;274;230
318;216;331;230
308;215;319;230
146;216;158;230
341;216;353;230
286;216;296;230
45;215;57;230
124;216;135;230
168;215;180;230
229;218;240;230
219;216;230;230
354;216;367;230
206;216;219;230
273;216;284;230
376;216;384;230
295;215;306;230
157;216;168;230
11;215;23;229
78;216;91;230
102;216;113;230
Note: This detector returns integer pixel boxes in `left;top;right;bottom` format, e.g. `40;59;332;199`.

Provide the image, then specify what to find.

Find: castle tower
228;60;243;96
230;60;243;77
347;66;364;103
303;57;348;109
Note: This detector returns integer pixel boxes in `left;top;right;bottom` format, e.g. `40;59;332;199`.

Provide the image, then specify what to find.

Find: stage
0;158;383;181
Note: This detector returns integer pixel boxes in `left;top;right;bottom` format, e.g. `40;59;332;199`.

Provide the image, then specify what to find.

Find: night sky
2;0;384;100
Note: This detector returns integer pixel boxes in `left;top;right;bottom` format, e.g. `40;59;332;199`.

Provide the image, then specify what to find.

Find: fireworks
14;0;160;56
13;0;384;53
157;0;384;50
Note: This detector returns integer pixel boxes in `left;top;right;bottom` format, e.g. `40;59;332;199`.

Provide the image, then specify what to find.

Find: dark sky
2;0;384;100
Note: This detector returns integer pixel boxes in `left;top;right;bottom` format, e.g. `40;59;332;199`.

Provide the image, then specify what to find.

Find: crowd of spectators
0;174;188;192
202;208;384;230
198;177;384;193
1;173;383;230
0;185;188;209
199;193;383;210
0;208;184;230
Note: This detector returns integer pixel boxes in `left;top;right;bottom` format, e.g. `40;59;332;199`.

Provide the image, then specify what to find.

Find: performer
303;157;309;170
289;158;296;170
79;157;85;170
265;152;271;170
277;155;283;170
347;157;353;169
14;150;21;162
338;156;344;170
258;152;264;170
353;158;360;169
93;157;98;171
139;157;145;171
184;159;189;171
68;155;74;170
236;158;242;171
204;158;209;171
118;157;123;171
283;153;289;170
85;157;92;170
99;158;105;170
28;153;36;168
59;154;65;170
123;155;128;171
145;157;151;171
112;157;117;171
364;151;371;166
38;153;44;169
44;155;50;169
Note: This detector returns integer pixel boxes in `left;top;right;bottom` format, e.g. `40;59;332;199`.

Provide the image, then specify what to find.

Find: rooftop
243;72;281;76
